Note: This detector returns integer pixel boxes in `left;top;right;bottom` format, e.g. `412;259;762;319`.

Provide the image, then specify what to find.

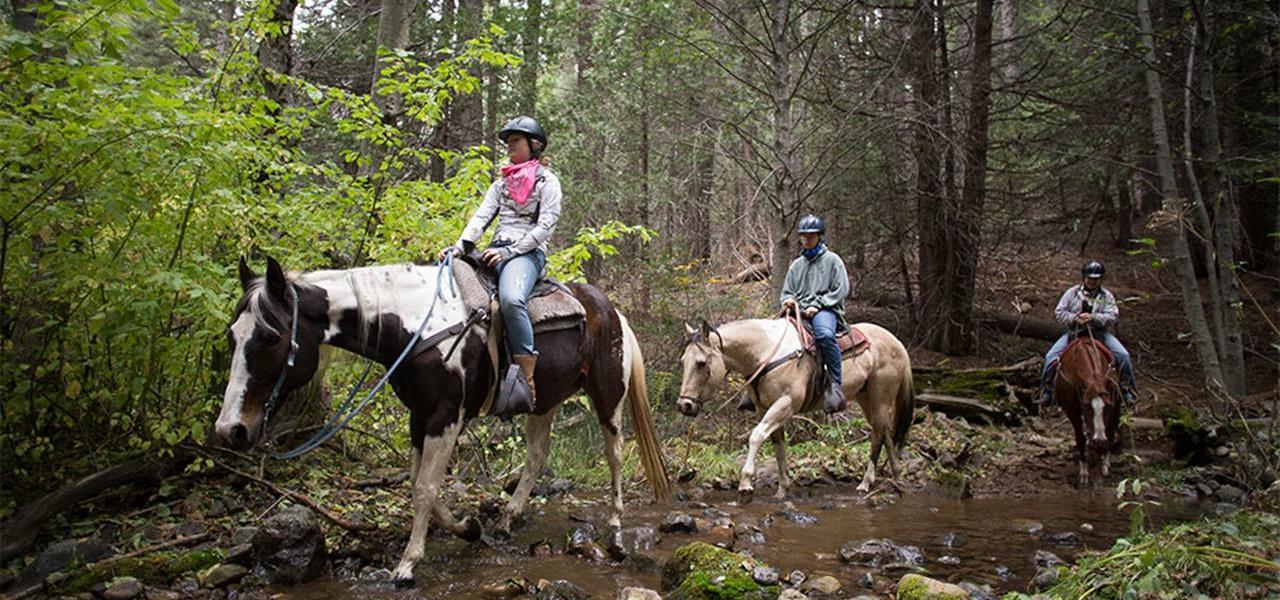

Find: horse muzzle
676;395;701;417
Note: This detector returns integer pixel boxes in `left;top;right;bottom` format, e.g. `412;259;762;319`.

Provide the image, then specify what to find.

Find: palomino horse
214;257;669;582
1054;331;1122;485
676;320;914;498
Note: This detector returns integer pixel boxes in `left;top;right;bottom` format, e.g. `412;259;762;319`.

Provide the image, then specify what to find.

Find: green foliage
1038;511;1280;599
0;0;517;484
48;548;224;594
663;541;779;600
547;220;656;282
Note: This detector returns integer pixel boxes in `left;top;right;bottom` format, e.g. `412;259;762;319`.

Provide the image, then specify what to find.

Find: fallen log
0;450;195;565
980;312;1063;342
916;392;1017;425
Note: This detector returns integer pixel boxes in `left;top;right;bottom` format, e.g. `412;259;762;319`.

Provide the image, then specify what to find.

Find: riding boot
823;383;847;414
736;392;756;412
494;354;537;420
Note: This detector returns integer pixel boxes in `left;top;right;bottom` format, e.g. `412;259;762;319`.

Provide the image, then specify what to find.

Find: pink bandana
500;159;540;205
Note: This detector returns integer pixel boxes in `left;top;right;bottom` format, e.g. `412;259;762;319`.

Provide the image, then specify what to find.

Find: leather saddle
452;252;585;334
786;316;871;357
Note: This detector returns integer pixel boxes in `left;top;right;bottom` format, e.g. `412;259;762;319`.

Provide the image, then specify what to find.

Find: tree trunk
520;0;542;115
949;0;994;356
1195;4;1245;397
257;0;298;110
10;0;38;33
997;0;1018;84
768;0;799;304
1136;0;1226;393
912;0;945;345
364;0;419;179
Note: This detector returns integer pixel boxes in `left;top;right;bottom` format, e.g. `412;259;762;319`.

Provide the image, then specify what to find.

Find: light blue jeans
811;310;843;386
496;249;545;356
1041;330;1136;401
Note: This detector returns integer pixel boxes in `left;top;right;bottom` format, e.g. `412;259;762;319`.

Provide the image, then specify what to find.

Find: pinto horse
1055;332;1122;486
214;257;669;582
676;320;914;498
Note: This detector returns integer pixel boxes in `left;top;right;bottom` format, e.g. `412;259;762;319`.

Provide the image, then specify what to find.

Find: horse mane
235;280;292;337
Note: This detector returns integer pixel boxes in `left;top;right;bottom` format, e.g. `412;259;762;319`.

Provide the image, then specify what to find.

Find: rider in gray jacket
1040;260;1137;406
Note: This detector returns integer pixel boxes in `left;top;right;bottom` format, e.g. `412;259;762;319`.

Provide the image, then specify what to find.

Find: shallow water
276;485;1206;599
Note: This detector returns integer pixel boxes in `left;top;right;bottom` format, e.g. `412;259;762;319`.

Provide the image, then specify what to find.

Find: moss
662;542;779;600
896;573;967;600
48;547;225;594
917;369;1015;408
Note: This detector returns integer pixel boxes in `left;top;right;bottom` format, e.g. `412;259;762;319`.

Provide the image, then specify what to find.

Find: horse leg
600;411;626;532
740;396;795;504
1101;450;1111;478
499;408;558;534
770;429;789;500
858;431;881;493
392;419;463;583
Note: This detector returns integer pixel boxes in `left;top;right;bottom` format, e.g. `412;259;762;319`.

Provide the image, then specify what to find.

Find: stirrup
823;385;847;414
494;364;533;421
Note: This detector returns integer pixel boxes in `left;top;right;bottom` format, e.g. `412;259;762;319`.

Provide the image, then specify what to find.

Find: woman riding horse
1040;260;1138;406
779;213;850;414
440;116;561;418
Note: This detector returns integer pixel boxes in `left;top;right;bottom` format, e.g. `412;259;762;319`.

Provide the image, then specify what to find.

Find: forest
1;0;1278;597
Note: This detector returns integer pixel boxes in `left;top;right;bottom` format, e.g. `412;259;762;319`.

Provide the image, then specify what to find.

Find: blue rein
264;253;458;459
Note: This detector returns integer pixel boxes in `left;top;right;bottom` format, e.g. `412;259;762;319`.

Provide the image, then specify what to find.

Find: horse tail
618;311;672;503
893;363;915;447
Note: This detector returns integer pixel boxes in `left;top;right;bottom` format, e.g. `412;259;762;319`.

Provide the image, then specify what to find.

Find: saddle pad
452;259;585;334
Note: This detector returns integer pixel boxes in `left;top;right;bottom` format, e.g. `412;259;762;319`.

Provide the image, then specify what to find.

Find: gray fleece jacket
457;166;563;257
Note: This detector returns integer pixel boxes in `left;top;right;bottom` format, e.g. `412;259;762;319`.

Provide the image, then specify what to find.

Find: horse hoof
389;565;415;587
606;528;627;561
738;488;755;505
490;526;512;542
460;517;482;542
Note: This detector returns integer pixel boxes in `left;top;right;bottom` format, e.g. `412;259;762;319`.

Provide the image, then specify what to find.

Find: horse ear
238;256;256;292
684;322;701;343
265;256;288;300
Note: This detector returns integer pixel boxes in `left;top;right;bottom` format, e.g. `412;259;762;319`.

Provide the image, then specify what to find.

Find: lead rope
268;253;458;459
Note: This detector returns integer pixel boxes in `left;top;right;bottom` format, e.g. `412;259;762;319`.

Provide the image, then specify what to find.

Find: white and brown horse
676;320;914;498
214;257;669;582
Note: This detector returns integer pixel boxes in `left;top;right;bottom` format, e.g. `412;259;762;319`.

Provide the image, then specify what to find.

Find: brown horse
676;319;914;498
1055;333;1122;485
214;257;669;582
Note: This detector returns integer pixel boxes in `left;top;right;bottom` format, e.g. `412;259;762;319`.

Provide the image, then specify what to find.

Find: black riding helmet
1081;260;1105;279
797;214;826;235
498;116;548;154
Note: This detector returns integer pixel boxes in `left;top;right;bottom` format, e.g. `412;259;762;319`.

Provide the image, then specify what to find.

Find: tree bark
912;0;945;346
10;0;38;33
767;0;800;303
257;0;298;110
1136;0;1226;393
519;0;542;115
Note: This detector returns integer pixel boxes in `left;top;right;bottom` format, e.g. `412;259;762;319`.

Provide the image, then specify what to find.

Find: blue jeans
811;310;843;386
1041;331;1137;400
496;250;545;356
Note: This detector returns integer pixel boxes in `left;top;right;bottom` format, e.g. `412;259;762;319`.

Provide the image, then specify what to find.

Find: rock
534;579;588;600
706;524;735;549
958;582;996;600
144;590;183;600
1217;485;1246;502
223;544;254;567
230;527;259;547
175;522;204;538
20;537;113;584
250;506;327;584
568;541;607;562
199;564;247;588
1032;567;1059;591
778;590;809;600
568;523;606;560
938;555;961;566
1033;550;1065;568
735;525;766;546
940;532;967;548
659;513;698;534
778;510;818;525
101;577;144;600
570;522;597;547
895;574;969;600
857;572;875;588
616;525;660;555
546;478;575;496
925;471;973;499
994;565;1012;580
617;587;663;600
1196;482;1215;497
801;575;841;595
1079;523;1094;533
751;566;779;586
838;538;922;566
1010;519;1044;535
1040;531;1081;546
660;542;778;599
787;570;806;587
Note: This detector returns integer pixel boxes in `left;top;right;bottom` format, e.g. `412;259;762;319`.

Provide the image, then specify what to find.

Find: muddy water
279;486;1206;599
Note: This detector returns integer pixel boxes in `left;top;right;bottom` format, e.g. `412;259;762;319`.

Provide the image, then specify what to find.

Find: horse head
1061;337;1117;448
675;321;728;417
214;256;328;450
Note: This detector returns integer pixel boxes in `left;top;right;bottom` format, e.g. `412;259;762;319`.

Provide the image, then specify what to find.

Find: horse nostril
230;424;249;446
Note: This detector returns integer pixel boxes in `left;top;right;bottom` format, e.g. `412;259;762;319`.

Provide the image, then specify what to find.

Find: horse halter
262;283;301;425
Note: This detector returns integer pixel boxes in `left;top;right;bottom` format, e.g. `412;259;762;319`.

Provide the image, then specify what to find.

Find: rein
265;253;463;459
711;304;806;413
